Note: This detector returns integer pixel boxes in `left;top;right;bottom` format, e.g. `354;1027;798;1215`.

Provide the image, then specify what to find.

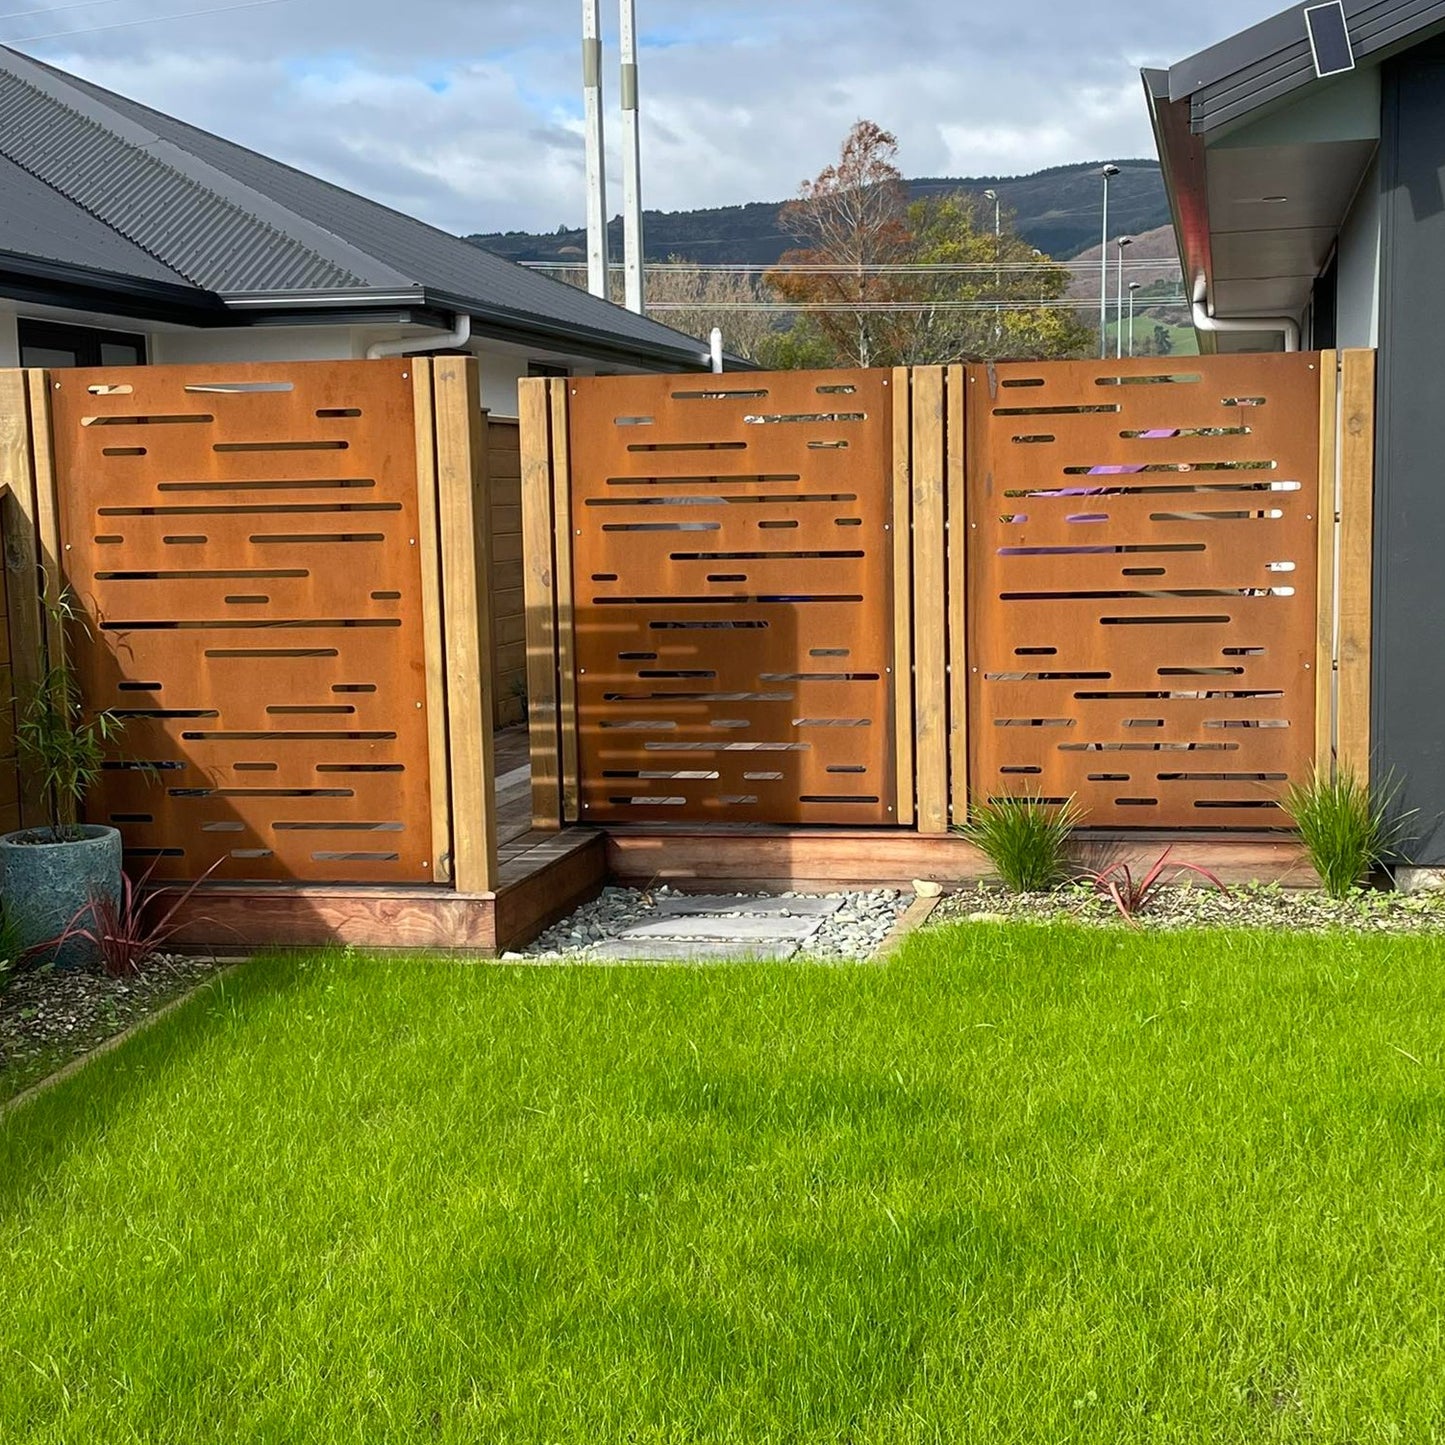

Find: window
18;319;146;369
527;361;571;379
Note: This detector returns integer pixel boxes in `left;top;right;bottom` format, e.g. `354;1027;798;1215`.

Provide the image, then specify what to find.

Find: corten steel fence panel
49;360;434;883
966;354;1321;830
567;370;898;826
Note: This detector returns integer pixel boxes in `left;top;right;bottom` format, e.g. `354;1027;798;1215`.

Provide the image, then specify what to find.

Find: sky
2;0;1283;236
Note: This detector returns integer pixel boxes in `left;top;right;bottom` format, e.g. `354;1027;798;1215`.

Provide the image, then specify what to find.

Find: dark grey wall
1377;35;1445;863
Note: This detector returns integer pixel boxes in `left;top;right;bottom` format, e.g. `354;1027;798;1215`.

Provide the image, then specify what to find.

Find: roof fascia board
0;248;228;324
0;46;414;291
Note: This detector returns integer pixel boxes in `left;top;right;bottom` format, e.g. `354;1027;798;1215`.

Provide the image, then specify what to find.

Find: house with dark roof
0;45;719;413
1145;2;1445;867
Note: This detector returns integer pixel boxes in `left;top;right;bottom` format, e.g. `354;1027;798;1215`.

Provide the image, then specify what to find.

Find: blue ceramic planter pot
0;825;122;969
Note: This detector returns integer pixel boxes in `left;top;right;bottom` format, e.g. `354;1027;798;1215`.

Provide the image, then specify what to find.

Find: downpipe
366;311;472;360
1191;294;1299;353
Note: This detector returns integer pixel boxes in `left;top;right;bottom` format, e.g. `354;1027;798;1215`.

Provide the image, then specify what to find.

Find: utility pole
1115;235;1133;360
985;188;1001;345
1098;164;1118;360
1128;281;1141;356
619;0;645;314
582;0;608;299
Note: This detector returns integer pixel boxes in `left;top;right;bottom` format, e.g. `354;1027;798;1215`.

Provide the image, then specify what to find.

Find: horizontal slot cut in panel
213;441;347;453
163;535;206;544
761;672;878;682
251;533;387;545
643;743;806;755
96;569;309;581
1151;510;1283;522
602;691;791;702
332;684;377;693
1059;742;1239;752
609;796;686;806
102;446;145;457
1100;616;1231;626
585;493;857;507
604;474;801;486
82;413;213;426
985;671;1109;682
226;595;268;604
104;619;401;631
179;730;396;741
602;770;720;780
234;763;277;772
993;717;1074;727
274;821;403;831
184;381;294;393
1087;773;1129;781
116;680;162;691
650;620;769;630
110;707;217;719
793;717;871;728
628;441;746;452
673;390;774;401
670;550;865;561
602;522;721;533
1159;772;1287;782
992;405;1120;416
170;787;354;798
205;647;339;658
87;384;132;395
743;412;864;425
637;669;716;679
759;520;799;530
103;760;184;772
1003;589;1270;601
155;479;375;493
99;503;398;517
311;851;400;862
598;595;861;606
1015;647;1057;656
267;704;356;715
203;822;245;832
1076;689;1282;701
316;763;404;773
1121;426;1251;439
1095;373;1201;386
316;408;362;418
1000;766;1042;775
800;794;879;804
619;652;659;661
110;812;154;823
1192;800;1284;811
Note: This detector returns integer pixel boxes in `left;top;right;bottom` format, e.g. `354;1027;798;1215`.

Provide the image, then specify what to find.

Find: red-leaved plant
40;856;224;977
1086;846;1229;926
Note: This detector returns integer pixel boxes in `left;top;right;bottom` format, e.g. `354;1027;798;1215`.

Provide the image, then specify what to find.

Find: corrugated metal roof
0;46;712;367
0;151;197;285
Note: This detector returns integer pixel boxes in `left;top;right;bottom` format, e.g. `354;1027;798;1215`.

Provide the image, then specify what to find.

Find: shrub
1085;847;1228;925
959;794;1083;893
1282;769;1412;900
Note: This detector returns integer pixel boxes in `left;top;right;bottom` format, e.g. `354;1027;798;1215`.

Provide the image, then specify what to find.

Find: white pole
1115;237;1133;360
1098;167;1116;359
582;0;608;299
1128;282;1139;356
619;0;645;314
709;327;724;374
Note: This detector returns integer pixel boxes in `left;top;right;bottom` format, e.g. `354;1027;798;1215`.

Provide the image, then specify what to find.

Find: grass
959;793;1082;892
3;929;1445;1440
1284;769;1410;898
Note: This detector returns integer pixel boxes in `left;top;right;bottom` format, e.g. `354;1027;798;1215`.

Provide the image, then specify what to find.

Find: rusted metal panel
966;354;1321;829
567;370;898;826
50;360;434;883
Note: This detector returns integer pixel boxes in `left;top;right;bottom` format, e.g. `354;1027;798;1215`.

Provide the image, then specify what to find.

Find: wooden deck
168;726;606;955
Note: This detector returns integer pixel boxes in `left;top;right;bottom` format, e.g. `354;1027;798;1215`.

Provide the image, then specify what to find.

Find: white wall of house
1336;153;1382;349
0;302;649;415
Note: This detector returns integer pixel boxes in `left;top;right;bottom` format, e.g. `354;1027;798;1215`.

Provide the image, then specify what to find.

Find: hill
468;159;1169;268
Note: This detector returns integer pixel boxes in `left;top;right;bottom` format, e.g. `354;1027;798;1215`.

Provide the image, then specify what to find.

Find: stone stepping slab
588;939;800;963
617;913;826;943
655;895;844;918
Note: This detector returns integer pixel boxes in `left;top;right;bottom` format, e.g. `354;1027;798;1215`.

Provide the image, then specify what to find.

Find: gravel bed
514;886;912;961
0;954;227;1104
933;880;1445;933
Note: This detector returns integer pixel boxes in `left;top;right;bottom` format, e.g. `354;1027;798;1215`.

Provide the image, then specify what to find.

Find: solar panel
1305;1;1356;78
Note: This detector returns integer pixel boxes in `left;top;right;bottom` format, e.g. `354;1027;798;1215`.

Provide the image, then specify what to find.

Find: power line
4;0;299;44
0;0;127;25
524;260;1181;276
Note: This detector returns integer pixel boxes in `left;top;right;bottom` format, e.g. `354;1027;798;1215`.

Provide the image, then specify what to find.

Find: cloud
5;0;1283;234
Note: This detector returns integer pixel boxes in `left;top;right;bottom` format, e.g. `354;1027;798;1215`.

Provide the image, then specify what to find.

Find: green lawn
3;927;1445;1441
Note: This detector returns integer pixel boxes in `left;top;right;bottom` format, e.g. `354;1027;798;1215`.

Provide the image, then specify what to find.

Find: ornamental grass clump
959;794;1083;893
1282;769;1412;899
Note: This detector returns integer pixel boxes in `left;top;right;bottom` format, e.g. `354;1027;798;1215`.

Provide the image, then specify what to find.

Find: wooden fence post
412;360;454;882
549;380;581;825
518;377;562;829
1336;348;1375;781
432;356;497;893
911;366;947;834
891;367;915;827
946;363;968;828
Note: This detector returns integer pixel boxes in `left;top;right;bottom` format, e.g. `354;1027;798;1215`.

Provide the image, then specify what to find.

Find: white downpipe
1191;292;1299;353
709;327;724;374
365;312;472;360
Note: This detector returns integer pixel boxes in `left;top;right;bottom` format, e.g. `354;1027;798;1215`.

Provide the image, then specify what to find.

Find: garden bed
0;955;227;1106
933;878;1445;932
